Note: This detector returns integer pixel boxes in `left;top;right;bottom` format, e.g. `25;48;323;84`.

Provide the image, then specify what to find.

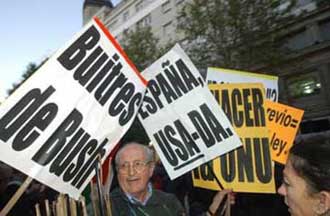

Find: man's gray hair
115;142;154;165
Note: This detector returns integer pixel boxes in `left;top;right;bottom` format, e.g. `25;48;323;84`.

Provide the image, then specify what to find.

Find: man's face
278;158;319;216
117;144;154;199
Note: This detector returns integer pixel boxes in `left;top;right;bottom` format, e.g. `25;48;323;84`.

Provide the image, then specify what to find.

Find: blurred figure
278;138;330;216
0;162;12;195
0;163;57;216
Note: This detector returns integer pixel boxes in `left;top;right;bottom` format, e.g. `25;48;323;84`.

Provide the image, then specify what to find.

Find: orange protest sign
265;100;304;164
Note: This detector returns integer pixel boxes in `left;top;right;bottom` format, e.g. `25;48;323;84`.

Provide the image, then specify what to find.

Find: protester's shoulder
110;187;123;198
153;189;184;214
153;189;181;203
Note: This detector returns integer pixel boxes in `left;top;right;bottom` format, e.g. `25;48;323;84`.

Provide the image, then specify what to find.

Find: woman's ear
314;191;330;215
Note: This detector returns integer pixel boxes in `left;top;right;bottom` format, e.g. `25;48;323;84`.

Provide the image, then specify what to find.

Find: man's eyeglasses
116;160;152;174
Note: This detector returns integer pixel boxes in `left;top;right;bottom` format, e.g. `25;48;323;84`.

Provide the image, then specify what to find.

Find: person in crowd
0;163;58;216
278;138;330;216
110;142;234;215
0;162;12;195
110;142;185;215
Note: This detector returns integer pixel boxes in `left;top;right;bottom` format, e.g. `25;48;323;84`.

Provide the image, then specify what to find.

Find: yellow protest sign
265;100;304;164
193;83;275;193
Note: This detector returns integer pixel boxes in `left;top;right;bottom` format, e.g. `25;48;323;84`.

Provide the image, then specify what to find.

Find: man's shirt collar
125;182;153;206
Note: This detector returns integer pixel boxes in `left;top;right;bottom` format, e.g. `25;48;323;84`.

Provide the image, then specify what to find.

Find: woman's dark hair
289;137;330;193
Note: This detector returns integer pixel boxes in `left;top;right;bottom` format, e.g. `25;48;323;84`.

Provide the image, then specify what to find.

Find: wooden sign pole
0;176;33;216
206;162;231;216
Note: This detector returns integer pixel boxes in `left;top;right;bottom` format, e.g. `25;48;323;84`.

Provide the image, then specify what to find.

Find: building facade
83;0;330;137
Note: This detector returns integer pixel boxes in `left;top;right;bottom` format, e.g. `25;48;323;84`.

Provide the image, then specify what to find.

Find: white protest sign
138;45;242;179
207;67;279;102
0;17;147;199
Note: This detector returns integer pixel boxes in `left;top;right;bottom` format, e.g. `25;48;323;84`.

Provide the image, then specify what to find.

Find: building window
177;14;184;26
319;19;330;41
135;0;144;12
286;73;321;98
123;28;129;36
162;0;171;13
175;0;184;4
137;14;152;28
282;28;311;51
297;0;313;7
123;10;130;21
109;19;118;29
163;21;172;36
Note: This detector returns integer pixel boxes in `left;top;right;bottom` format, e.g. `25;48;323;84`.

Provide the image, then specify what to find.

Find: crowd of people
0;136;329;216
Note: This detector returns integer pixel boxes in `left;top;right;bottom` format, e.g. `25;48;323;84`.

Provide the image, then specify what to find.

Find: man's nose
127;164;137;176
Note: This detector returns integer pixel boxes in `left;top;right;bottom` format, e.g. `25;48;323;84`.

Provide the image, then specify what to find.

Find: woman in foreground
278;138;330;216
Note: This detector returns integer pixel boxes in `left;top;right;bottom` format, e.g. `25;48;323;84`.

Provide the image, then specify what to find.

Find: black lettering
32;109;82;165
232;89;244;127
138;93;158;120
57;25;100;70
243;89;253;127
100;67;126;106
156;74;178;104
220;151;236;182
164;125;189;161
210;89;220;104
94;63;121;103
175;59;199;91
109;82;134;117
165;65;188;97
220;90;233;124
119;92;142;126
251;88;265;126
0;86;56;142
72;138;108;187
148;79;164;110
49;128;88;176
12;103;58;151
174;120;201;156
188;109;215;147
63;139;97;182
237;138;254;182
193;167;200;179
254;137;272;183
153;130;178;166
200;162;215;181
74;47;106;86
200;103;230;143
86;57;115;93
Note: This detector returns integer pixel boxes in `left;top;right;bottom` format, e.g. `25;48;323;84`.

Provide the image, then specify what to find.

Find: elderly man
110;142;185;215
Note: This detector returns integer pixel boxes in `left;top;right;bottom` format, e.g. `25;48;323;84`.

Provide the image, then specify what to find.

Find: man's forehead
120;144;146;158
122;143;144;152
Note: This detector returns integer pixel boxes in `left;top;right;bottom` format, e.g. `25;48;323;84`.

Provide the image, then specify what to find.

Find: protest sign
193;83;275;193
265;100;304;164
0;17;146;199
138;45;242;180
207;67;278;102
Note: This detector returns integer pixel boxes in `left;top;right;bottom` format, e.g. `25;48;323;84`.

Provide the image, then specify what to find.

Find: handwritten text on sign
139;45;241;180
265;100;304;164
0;18;146;199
